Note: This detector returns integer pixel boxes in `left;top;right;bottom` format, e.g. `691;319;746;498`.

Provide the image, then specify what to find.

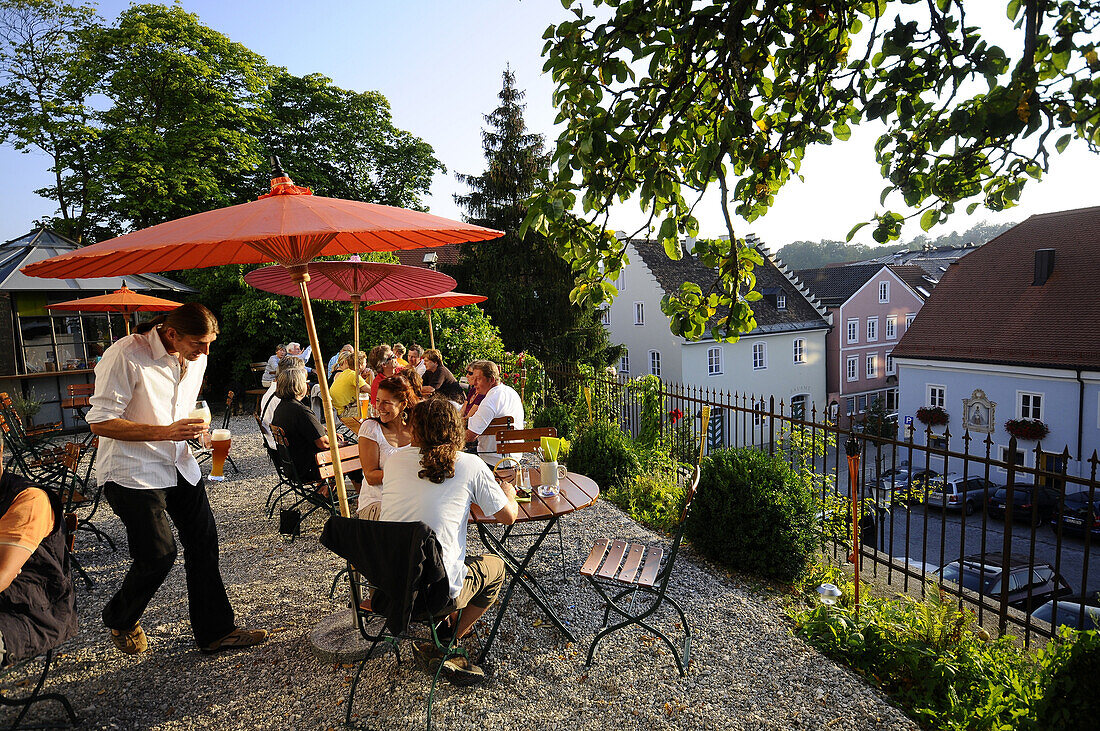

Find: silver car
925;474;999;515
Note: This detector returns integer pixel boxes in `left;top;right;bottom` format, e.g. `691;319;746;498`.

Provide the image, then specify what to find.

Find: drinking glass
209;428;231;481
189;400;211;426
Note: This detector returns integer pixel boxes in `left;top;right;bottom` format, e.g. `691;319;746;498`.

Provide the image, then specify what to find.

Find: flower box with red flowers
1004;418;1049;441
915;406;949;427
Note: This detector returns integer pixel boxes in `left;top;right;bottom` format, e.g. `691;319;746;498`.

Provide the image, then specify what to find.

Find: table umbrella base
309;609;378;664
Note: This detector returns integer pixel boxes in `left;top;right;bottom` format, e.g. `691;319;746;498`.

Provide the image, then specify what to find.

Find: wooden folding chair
266;425;337;522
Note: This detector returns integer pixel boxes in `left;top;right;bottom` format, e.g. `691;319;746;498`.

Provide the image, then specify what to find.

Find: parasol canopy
367;291;487;349
46;284;182;335
243;259;455;302
20;163;503;519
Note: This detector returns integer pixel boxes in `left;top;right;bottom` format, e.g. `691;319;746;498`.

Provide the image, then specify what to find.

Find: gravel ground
4;416;918;730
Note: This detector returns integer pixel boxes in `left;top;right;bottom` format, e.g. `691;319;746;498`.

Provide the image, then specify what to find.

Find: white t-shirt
356;419;400;512
414;361;427;377
258;383;280;450
380;448;509;598
467;383;525;457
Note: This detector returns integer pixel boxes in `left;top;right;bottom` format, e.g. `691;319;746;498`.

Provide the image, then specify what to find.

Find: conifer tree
455;68;613;367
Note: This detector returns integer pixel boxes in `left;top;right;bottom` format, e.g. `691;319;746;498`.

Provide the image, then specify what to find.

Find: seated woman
381;397;519;680
329;349;368;418
271;367;328;483
356;375;417;516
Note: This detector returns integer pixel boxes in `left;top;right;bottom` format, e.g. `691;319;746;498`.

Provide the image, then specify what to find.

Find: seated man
420;349;457;396
327;344;353;380
261;344;287;387
381;397;518;680
407;344;427;377
0;439;77;666
465;360;525;461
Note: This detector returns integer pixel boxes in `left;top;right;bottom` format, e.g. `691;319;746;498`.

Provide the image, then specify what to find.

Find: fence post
999;436;1018;636
768;395;775;455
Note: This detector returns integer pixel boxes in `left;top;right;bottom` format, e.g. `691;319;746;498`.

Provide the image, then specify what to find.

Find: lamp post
845;434;862;620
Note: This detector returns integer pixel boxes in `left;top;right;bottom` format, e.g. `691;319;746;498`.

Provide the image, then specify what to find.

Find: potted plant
11;389;43;428
1004;418;1049;441
915;405;949;427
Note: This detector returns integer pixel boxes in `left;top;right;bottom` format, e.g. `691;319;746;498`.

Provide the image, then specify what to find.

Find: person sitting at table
437;380;466;412
356;375;418;516
381;396;518;680
259;356;306;465
392;343;409;368
271;367;329;484
286;342;312;373
261;344;287;387
327;344;353;379
407;344;426;377
398;367;424;400
460;362;484;423
420;349;457;396
466;360;525;461
329;350;368;418
368;345;400;404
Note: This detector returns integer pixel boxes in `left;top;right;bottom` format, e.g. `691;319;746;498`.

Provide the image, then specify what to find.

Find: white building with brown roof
603;237;830;432
891;206;1100;481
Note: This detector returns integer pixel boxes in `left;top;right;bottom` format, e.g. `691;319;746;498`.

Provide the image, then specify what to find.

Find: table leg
475;517;577;664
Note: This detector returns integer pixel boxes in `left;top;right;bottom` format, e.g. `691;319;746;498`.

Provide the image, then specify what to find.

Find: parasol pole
289;265;351;518
426;307;435;350
124;315;132;336
352;294;362;418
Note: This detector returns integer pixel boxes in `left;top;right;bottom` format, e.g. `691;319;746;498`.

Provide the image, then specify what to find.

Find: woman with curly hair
356;375;417;515
380;397;519;680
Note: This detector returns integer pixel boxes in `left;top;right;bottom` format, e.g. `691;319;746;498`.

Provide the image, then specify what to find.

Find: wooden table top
470;470;599;524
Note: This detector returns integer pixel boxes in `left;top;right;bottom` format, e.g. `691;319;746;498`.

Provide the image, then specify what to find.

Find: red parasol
245;259;455;405
367;291;487;349
21;163;502;518
46;284;181;335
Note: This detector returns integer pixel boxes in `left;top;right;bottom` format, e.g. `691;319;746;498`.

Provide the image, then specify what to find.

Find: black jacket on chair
320;517;450;635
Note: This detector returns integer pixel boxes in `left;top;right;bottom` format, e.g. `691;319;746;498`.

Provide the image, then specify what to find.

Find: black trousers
102;472;235;647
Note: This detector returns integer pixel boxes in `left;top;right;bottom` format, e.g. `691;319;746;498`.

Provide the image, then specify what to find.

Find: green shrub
567;420;640;492
606;472;685;534
1033;629;1100;730
533;398;577;441
685;447;816;583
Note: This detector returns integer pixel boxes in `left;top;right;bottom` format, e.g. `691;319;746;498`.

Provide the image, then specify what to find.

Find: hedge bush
1033;629;1100;730
566;420;640;492
533;399;578;441
606;472;686;534
685;447;816;583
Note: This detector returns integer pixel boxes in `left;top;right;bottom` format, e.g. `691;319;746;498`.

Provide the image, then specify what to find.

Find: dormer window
776;293;787;311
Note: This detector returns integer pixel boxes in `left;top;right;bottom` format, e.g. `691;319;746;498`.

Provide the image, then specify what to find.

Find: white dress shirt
86;329;206;489
467;382;525;458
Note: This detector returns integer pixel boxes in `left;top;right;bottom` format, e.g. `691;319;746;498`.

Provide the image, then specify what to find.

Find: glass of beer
209;428;231;481
190;400;211;426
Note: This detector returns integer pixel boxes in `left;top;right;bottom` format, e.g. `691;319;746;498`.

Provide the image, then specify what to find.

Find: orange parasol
245;259;455;407
367;291;487;349
46;283;181;335
22;162;502;518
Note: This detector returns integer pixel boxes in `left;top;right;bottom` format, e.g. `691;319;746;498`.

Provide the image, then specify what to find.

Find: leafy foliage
454;69;613;366
686;447;816;583
526;1;1100;343
916;405;949;426
1004;418;1050;441
1032;628;1100;730
605;471;686;534
532;391;578;441
566;419;640;493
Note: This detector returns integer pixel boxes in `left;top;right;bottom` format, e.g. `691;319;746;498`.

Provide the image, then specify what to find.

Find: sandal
201;627;268;654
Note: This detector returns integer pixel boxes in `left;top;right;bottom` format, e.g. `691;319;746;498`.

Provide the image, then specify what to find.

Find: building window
885;351;895;375
776;293;787;311
885;316;897;339
648;350;661;377
707;346;722;375
791;394;808;420
905;313;915;330
866;317;878;341
999;446;1026;471
633;302;644;325
600;307;611;326
846;319;858;343
792;338;805;364
886;388;898;411
857;394;867;413
846;397;855;415
846;356;858;382
879;281;889;303
1019;391;1043;420
866;354;878;378
752;342;767;370
617;271;625;292
928;385;946;408
619;351;629;374
753;402;767;427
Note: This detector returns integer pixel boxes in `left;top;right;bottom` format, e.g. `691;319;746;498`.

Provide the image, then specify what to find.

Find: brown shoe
201;627;268;654
109;622;148;654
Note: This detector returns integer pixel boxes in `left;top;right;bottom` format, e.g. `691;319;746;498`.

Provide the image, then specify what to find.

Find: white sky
1;0;1097;249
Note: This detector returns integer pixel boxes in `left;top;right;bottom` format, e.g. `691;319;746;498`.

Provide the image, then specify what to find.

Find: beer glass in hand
209;428;231;481
190;400;211;426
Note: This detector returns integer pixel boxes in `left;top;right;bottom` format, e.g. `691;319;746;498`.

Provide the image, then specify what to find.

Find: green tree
455;68;613;366
526;1;1100;344
0;0;103;242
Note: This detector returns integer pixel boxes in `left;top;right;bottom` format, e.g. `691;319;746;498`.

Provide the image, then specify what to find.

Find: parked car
987;483;1061;525
887;468;940;506
934;554;1073;612
925;474;999;515
1032;598;1100;631
1050;491;1100;538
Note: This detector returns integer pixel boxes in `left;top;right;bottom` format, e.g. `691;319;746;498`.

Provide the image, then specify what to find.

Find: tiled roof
793;263;933;306
392;244;463;269
629;238;828;336
891;206;1100;370
858;243;980;277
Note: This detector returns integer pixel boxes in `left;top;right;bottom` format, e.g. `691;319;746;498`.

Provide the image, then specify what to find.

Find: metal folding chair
0;650;78;729
266;425;337;521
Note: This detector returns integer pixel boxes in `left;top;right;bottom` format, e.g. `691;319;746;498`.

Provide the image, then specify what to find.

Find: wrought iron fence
539;366;1100;646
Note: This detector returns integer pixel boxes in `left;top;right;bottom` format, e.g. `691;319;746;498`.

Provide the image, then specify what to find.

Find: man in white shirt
87;303;266;656
407;344;427;377
465;360;524;460
286;342;312;372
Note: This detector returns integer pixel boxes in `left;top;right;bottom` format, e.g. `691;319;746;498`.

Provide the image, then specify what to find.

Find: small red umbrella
245;258;455;392
22;163;502;518
367;292;487;349
46;283;181;335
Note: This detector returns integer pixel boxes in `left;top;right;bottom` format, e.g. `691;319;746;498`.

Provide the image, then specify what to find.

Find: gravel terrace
3;415;917;730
